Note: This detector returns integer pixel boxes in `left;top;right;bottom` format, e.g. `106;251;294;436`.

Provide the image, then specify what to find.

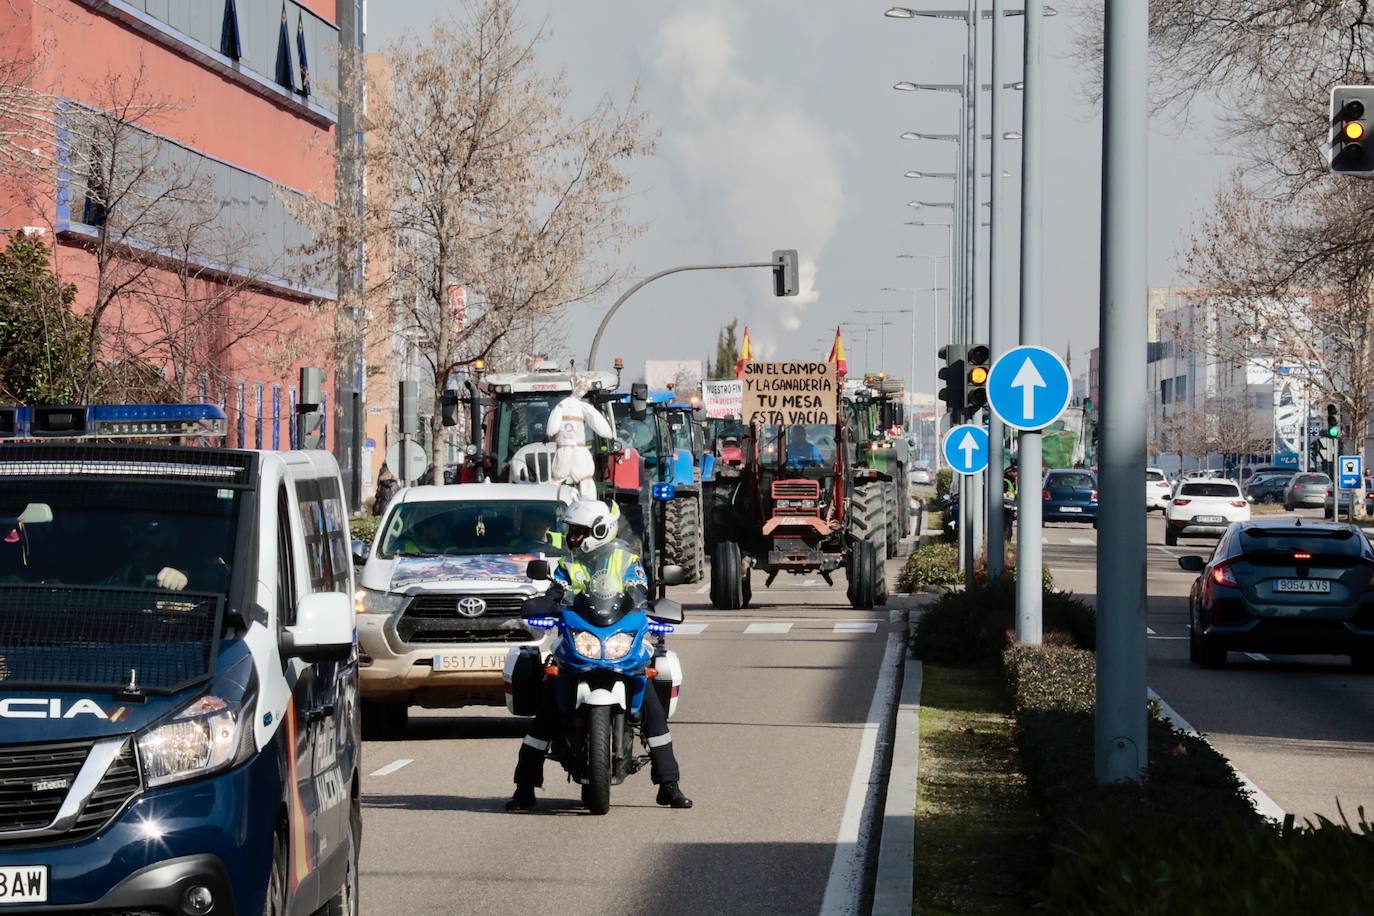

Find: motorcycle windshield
571;586;637;626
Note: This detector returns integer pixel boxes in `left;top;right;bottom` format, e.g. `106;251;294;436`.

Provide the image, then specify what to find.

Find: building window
221;0;242;60
82;146;108;227
296;11;311;97
274;3;295;92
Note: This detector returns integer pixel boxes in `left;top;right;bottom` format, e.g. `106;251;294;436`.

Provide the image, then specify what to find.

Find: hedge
349;515;381;546
898;542;1055;593
909;577;1093;666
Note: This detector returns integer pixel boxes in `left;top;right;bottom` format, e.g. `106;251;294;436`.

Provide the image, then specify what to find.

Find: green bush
349;515;381;546
935;467;953;501
909;578;1094;665
897;541;961;591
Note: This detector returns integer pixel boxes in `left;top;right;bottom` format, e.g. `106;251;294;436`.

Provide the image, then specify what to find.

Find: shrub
935;467;953;501
897;541;961;591
910;578;1094;665
349;515;381;545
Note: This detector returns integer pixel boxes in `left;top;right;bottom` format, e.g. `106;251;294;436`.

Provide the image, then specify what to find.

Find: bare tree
297;0;653;470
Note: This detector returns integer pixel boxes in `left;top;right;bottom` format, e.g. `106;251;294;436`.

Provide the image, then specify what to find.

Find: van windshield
378;499;567;559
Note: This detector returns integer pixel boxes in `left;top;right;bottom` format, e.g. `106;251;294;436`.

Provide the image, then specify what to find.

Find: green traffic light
1328;425;1341;438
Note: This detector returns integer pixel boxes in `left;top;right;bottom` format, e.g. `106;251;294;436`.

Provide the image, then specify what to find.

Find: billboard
645;360;703;395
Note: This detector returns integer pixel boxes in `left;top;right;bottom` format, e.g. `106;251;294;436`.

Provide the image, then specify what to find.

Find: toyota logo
455;596;487;618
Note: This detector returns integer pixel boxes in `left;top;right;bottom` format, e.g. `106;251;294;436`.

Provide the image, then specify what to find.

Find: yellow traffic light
969;366;989;385
1345;121;1366;141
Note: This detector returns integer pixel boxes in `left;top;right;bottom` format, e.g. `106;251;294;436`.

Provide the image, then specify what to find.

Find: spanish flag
828;327;848;380
735;326;754;379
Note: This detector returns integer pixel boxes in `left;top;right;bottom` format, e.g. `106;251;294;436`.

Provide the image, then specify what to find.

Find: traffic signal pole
986;0;1008;578
966;0;986;576
1095;0;1149;785
1015;0;1044;645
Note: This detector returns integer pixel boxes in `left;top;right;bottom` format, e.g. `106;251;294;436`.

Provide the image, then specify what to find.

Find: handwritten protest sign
741;362;837;426
702;379;744;419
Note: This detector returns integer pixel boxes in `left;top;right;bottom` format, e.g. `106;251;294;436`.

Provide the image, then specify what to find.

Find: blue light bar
525;616;559;629
0;403;229;440
647;622;675;634
652;483;677;502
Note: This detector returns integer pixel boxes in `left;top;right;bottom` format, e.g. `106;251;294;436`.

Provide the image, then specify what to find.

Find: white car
1146;467;1173;512
1164;478;1250;546
354;481;578;733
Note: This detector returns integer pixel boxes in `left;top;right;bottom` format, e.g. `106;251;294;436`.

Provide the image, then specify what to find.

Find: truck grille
72;741;140;836
399;593;534;645
773;480;821;500
0;740;90;834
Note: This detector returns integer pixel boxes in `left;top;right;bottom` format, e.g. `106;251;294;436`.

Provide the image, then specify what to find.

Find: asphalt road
356;559;911;916
1040;509;1374;825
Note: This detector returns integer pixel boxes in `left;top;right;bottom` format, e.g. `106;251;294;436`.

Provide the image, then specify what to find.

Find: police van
0;404;359;916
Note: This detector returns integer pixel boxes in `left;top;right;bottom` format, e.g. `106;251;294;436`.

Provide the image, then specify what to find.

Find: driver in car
506;498;693;812
109;519;225;592
786;425;824;468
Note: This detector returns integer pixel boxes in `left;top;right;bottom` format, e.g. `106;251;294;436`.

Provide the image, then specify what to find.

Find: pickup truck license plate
0;866;46;903
432;652;506;672
1275;579;1331;594
1196;515;1226;524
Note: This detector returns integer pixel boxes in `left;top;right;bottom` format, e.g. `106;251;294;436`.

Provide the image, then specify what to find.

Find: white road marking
694;584;710;594
820;632;903;915
1146;627;1157;635
1245;652;1269;662
1148;688;1285;823
834;622;879;634
743;622;793;635
1149;636;1189;641
367;758;413;778
1069;537;1095;546
672;623;709;635
802;579;819;588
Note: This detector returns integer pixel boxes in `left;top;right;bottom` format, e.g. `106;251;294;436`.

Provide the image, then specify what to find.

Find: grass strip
914;663;1043;915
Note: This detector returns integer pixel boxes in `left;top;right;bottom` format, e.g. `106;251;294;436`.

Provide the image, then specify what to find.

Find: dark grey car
1178;522;1374;669
1246;472;1294;504
1283;472;1332;510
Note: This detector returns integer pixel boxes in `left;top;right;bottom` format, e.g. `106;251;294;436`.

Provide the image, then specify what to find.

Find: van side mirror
1177;555;1206;573
282;592;354;662
526;559;551;581
352;539;369;566
661;564;687;587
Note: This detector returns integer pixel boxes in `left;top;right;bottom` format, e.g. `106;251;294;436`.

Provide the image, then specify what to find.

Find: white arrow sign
958;430;980;466
1010;357;1046;421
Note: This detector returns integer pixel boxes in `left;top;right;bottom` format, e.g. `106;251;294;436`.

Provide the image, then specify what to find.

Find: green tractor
843;374;913;558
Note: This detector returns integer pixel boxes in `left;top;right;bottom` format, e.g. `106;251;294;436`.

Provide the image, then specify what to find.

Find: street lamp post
877;283;948;469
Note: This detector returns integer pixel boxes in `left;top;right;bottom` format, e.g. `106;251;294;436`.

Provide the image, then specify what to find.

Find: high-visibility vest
560;547;637;595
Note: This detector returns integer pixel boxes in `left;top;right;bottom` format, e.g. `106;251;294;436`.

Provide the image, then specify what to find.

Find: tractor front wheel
847;540;880;610
710;541;745;610
849;482;889;560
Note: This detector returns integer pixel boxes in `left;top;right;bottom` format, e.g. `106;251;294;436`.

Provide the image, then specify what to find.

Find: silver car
1284;472;1332;510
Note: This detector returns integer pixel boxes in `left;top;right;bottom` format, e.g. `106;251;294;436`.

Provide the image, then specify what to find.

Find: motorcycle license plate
432;652;505;672
1274;579;1331;594
0;866;46;903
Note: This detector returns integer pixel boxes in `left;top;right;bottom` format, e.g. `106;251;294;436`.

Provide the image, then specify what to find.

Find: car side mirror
661;564;687;587
281;592;354;662
648;597;684;624
526;559;551;581
1177;555;1206;573
351;539;369;566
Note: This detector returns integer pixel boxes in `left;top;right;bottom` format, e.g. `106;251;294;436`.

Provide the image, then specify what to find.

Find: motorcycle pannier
503;646;543;717
652;650;683;718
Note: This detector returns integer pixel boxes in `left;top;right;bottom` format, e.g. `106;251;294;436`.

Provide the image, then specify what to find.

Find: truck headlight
355;587;406;615
603;632;635;660
572;630;602;659
137;695;243;788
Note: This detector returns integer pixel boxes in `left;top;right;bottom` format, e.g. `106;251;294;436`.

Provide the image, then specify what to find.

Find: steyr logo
0;698;113;720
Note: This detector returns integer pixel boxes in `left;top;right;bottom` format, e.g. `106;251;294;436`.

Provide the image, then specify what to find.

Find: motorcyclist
506;498;693;812
546;381;614;498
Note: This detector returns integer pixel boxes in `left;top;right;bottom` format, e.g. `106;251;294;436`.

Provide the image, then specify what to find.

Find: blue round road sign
986;345;1073;431
943;424;990;476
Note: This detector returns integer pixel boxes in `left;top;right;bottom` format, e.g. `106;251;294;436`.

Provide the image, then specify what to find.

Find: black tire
1352;651;1374;673
742;567;753;607
847;540;879;610
883;482;900;558
1198;635;1227;669
262;823;287;916
1188;622;1200;663
1165;528;1178;547
360;700;407;740
582;705;612;815
850;482;888;559
664;496;706;583
322;792;361;916
710;541;745;610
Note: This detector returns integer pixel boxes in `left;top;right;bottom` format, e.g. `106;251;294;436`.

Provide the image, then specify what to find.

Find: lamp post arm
587;261;776;369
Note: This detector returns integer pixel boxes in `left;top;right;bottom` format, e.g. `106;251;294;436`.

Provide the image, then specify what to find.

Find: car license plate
432;652;506;672
0;866;46;903
1274;579;1331;594
1060;506;1082;513
1196;515;1226;524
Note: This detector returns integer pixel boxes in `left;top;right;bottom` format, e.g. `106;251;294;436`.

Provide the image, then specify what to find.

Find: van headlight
355;587;406;615
603;632;635;660
572;630;602;659
137;695;243;788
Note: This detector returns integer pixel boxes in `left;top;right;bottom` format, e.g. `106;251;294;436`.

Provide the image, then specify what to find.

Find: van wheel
322;793;361;916
262;824;287;916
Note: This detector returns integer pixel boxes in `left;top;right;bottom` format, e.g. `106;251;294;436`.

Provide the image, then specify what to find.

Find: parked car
1164;478;1250;546
1322;488;1374;514
910;465;934;486
1187;468;1224;479
1146;467;1173;512
1043;469;1098;525
1284;472;1333;510
1178;521;1374;669
1246;470;1296;504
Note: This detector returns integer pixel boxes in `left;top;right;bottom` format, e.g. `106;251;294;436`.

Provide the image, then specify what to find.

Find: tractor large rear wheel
849;482;889;559
664;495;706;583
883;482;901;558
847;540;880;610
710;541;745;610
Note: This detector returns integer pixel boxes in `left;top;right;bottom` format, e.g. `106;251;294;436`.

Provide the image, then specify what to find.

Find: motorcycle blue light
647;622;675;634
525;616;558;629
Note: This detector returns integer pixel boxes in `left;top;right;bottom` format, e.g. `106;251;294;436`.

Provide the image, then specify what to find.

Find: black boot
505;785;538;812
656;781;693;809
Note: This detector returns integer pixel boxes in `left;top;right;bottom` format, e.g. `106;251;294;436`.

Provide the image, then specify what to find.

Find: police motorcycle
504;555;686;815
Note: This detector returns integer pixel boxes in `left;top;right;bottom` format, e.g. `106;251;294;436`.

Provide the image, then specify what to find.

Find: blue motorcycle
505;560;685;814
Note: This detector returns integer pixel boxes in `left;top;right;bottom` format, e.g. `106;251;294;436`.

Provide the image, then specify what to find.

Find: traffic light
772;249;799;297
399;380;418;436
937;344;967;422
1330;86;1374;175
441;388;460;427
1326;402;1341;440
297;367;324;450
965;344;990;417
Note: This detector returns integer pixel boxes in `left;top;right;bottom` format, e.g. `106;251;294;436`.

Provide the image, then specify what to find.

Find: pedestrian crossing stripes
673;623;710;635
833;622;878;634
666;619;887;637
743;622;794;635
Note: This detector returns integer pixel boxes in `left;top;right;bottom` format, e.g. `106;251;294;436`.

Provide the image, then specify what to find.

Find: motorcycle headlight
355;587;406;616
603;632;636;660
137;695;243;788
572;630;602;659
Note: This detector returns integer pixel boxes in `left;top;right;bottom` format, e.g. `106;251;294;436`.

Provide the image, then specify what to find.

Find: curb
871;622;924;915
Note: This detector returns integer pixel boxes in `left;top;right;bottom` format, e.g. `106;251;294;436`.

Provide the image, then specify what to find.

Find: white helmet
564;498;619;554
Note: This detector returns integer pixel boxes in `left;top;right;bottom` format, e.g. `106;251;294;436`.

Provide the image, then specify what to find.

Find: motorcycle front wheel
581;705;613;815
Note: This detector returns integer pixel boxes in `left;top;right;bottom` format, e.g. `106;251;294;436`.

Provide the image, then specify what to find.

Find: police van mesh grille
0;585;221;693
72;740;140;836
0;443;252;488
0;739;90;834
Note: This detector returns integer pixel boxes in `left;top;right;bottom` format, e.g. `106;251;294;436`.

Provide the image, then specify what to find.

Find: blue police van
0;404;359;916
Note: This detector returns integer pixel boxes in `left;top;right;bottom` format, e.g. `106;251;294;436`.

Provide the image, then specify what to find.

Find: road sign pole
968;0;987;579
1016;0;1044;645
1095;0;1149;785
986;0;1008;579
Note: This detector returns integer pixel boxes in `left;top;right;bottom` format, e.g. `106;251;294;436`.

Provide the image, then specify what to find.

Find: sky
368;2;1232;395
